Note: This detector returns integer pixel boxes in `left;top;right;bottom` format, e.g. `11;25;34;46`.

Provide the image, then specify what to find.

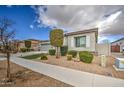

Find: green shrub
67;55;72;61
49;49;56;55
40;54;48;60
79;51;93;63
60;46;68;56
20;48;27;52
68;50;77;58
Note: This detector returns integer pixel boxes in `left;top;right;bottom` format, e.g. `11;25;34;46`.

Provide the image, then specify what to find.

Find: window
75;36;86;47
122;46;124;51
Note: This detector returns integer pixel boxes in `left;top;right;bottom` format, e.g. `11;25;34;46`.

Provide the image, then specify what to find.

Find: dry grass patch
0;61;72;87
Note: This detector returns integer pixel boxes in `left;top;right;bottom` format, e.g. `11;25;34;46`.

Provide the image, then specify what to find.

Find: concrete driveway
111;52;124;58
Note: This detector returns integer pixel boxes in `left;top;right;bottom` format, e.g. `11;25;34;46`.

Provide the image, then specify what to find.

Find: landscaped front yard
22;54;124;79
0;60;72;87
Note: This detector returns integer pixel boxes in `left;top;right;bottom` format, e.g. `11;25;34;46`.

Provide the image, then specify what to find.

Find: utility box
115;58;124;69
101;55;107;67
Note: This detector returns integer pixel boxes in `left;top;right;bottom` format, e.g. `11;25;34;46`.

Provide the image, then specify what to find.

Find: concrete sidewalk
10;57;124;87
12;51;43;57
0;53;6;61
0;56;6;61
0;58;6;61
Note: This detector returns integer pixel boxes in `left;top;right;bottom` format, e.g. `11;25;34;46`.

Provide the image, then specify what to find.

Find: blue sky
0;5;51;40
0;5;124;43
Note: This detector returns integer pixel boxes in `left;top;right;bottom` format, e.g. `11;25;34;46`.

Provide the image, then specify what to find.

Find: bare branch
0;17;15;51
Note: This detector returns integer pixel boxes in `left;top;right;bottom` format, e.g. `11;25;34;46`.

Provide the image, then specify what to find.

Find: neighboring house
18;39;40;51
39;40;54;52
111;38;124;53
18;41;25;50
0;40;20;53
39;28;98;53
64;28;98;52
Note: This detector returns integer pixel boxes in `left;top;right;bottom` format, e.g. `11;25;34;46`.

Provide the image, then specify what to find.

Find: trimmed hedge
41;54;48;60
79;51;93;63
68;50;77;58
49;49;56;55
60;46;68;56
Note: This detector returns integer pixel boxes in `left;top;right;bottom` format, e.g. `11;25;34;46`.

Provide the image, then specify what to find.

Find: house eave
64;28;98;36
111;38;124;44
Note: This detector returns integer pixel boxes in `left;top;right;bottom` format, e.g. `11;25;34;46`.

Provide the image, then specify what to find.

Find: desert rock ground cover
0;60;72;87
33;55;124;79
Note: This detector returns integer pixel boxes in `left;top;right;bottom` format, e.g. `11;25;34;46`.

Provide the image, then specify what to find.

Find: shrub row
48;48;93;63
49;46;68;56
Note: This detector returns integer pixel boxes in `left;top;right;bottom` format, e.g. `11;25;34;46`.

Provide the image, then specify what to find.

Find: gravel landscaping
33;55;124;79
0;61;72;87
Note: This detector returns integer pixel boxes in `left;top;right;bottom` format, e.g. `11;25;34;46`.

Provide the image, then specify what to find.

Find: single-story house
39;28;98;53
111;38;124;53
63;28;98;52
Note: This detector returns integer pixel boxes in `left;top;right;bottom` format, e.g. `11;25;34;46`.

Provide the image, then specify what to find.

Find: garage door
111;45;120;52
40;43;51;51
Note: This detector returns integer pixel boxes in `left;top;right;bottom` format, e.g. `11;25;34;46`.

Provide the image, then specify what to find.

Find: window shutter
86;35;90;47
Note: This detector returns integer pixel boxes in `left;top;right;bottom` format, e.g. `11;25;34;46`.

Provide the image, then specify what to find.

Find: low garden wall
96;43;111;56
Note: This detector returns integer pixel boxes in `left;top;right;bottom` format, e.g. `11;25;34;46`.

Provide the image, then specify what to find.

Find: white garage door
40;43;51;51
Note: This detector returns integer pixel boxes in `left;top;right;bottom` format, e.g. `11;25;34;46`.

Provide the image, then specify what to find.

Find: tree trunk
6;51;11;79
56;46;60;58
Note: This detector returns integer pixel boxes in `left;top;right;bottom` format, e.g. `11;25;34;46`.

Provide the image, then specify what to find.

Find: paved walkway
10;56;124;87
0;57;6;61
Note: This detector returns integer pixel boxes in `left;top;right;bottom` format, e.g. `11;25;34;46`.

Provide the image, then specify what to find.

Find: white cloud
30;25;34;29
32;5;124;42
97;11;122;33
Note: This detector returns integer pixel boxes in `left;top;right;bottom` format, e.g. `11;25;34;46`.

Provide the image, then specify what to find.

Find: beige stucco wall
96;43;111;56
19;41;40;51
64;32;96;52
63;37;68;45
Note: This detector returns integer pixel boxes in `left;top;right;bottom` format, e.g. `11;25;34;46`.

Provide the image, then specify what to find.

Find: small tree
25;40;31;51
0;17;15;80
50;29;64;58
